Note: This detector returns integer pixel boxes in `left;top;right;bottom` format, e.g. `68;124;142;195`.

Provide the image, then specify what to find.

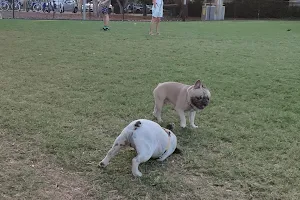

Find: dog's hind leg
99;136;126;168
153;99;164;123
131;141;152;177
153;89;165;123
176;108;186;128
132;153;152;177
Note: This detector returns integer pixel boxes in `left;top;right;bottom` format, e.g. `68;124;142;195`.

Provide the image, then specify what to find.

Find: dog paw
180;124;186;128
98;162;108;168
133;171;142;177
157;157;166;162
191;124;198;128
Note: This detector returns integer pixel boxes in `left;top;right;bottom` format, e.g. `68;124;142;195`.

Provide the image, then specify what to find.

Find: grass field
0;19;300;200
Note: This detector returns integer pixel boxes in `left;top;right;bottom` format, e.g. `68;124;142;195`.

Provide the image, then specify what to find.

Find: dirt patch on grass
180;174;248;200
151;157;250;200
0;129;125;200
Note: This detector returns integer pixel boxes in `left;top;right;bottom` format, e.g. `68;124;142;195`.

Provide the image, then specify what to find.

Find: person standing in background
149;0;164;35
99;0;111;31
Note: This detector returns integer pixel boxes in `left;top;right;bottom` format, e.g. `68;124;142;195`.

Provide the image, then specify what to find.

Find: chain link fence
0;0;300;21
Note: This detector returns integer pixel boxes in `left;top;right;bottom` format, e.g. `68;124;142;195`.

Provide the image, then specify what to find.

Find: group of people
98;0;164;35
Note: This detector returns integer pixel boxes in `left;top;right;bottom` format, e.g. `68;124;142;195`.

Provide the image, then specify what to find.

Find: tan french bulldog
153;80;211;128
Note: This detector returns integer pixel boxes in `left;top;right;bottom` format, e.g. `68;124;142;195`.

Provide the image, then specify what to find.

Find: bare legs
103;13;110;30
149;17;160;35
156;17;160;35
104;14;109;26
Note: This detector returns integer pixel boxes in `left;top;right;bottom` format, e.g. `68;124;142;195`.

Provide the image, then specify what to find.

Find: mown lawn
0;19;300;200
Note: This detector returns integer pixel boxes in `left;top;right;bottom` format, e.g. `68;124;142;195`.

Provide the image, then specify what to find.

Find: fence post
257;0;260;20
122;1;125;21
52;1;55;19
12;0;15;18
233;0;236;19
83;0;86;20
182;0;187;21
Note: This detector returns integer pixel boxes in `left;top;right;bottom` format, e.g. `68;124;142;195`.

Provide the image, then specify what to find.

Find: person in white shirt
149;0;164;35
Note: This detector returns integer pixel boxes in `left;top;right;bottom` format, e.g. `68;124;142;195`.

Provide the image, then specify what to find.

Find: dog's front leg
99;137;126;168
176;108;186;128
189;111;198;128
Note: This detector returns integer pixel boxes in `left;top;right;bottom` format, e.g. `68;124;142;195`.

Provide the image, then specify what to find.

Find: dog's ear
166;123;175;131
194;80;202;89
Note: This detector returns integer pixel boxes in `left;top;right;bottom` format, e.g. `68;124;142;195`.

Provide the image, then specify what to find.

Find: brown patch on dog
134;121;141;130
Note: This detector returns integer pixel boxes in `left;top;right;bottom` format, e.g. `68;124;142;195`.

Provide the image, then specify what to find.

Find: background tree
139;0;152;16
93;0;99;17
116;0;129;14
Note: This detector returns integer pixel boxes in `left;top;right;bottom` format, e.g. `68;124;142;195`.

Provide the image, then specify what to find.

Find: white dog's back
124;119;175;158
99;119;178;177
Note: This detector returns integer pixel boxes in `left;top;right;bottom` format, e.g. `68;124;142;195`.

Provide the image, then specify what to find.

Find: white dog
98;119;180;177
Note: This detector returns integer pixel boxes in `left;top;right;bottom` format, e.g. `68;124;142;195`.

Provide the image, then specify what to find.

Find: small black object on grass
287;29;291;31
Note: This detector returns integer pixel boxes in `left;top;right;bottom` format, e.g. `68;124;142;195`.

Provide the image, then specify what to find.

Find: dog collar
163;128;171;136
189;102;197;111
159;129;171;159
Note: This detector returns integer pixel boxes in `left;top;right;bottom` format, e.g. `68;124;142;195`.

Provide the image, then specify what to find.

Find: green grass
0;19;300;200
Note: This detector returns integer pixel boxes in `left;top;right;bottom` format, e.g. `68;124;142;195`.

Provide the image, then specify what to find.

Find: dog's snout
202;101;209;107
203;97;210;105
